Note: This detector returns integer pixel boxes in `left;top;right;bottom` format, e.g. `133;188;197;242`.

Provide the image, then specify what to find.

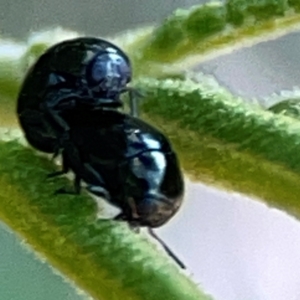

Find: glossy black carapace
50;109;185;267
54;109;184;228
17;37;133;154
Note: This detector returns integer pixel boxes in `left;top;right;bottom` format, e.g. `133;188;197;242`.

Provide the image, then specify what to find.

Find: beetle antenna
129;89;139;118
124;87;145;118
148;228;186;269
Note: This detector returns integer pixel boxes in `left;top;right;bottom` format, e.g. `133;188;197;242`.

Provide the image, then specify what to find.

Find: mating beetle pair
17;37;185;268
17;37;133;154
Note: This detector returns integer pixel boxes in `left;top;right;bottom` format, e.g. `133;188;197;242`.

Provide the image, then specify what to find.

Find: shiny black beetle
17;37;136;155
49;109;185;268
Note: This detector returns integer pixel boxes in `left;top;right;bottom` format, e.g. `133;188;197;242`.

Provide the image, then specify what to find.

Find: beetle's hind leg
86;185;110;200
51;143;63;161
47;150;69;178
19;109;58;153
54;174;82;195
47;169;66;178
47;150;83;195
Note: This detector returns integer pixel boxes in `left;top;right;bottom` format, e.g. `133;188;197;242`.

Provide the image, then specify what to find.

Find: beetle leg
74;174;82;194
122;87;144;117
39;89;80;146
113;198;141;233
47;164;68;178
127;197;140;219
41;104;71;142
53;187;80;195
47;150;69;178
47;170;66;178
18;109;58;153
86;185;110;200
113;212;126;221
80;162;111;200
51;146;62;161
53;174;82;196
113;204;133;221
129;90;139;118
53;173;81;195
47;149;82;195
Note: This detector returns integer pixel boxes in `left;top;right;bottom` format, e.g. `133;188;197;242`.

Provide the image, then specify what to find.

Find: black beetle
17;37;136;155
49;109;185;268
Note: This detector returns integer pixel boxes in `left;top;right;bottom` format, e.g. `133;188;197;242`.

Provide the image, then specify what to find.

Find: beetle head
130;192;183;228
86;49;131;101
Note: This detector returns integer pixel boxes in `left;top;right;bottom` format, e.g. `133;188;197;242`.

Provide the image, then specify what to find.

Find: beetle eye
86;52;131;92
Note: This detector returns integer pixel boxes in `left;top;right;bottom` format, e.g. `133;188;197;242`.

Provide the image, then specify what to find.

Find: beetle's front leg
113;198;140;223
129;90;139;118
113;211;140;233
47;147;82;195
40;89;80;148
122;87;144;118
54;174;82;195
41;103;71;143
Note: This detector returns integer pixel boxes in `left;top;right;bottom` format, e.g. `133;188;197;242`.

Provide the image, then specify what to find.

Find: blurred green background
0;0;204;39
